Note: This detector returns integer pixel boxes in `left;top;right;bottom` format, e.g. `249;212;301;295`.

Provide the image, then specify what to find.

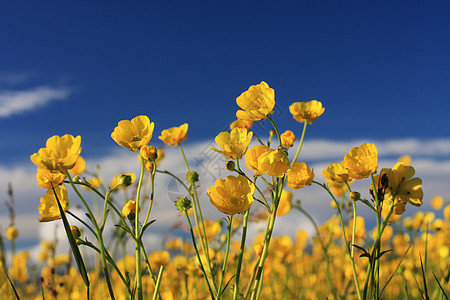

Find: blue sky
0;2;449;254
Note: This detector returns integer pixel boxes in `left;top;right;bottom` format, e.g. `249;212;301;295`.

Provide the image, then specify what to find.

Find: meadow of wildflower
1;81;449;300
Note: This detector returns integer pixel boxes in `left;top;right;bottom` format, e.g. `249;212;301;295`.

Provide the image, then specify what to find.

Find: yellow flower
327;179;350;197
230;119;253;130
140;145;158;161
398;155;411;166
245;144;271;176
443;205;450;221
207;176;255;215
431;195;444;210
321;162;352;183
111;115;155;151
148;250;170;270
376;162;423;207
122;200;140;217
69;156;86;175
287;162;314;189
257;148;290;178
280;130;296;147
211;128;253;159
9;251;29;283
109;173;136;189
36;167;66;189
289;100;325;124
81;176;103;190
342;143;378;179
38;185;69;222
31;134;82;172
277;190;293;216
159;123;188;146
5;225;19;240
236;81;275;121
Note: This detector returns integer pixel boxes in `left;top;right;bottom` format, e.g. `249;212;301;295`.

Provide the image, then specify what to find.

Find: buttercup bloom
5;225;19;240
236;81;275;121
230;119;253;130
257;148;290;178
321;162;352;183
36;167;66;189
207;175;255;215
245;144;271;176
82;176;103;190
342;143;378;179
159;123;188;146
111;115;155;152
122;200;140;218
140;145;158;161
9;251;30;283
280;130;296;147
69;156;86;175
431;196;444;210
277;190;293;216
211;128;253;159
289;100;325;124
287;162;314;189
31;134;82;172
38;184;70;222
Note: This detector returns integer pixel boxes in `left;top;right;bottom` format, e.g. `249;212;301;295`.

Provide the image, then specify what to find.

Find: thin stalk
217;215;233;299
134;156;146;300
291;121;307;166
152;266;165;300
267;115;282;146
232;211;249;300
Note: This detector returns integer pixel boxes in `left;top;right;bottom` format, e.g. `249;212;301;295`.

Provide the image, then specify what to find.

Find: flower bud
140;145;158;161
70;225;81;239
226;161;236;171
186;171;199;184
175;196;192;212
118;174;133;187
350;191;361;201
73;175;82;183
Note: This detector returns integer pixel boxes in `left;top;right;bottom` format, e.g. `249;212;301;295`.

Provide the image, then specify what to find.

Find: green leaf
376;249;393;260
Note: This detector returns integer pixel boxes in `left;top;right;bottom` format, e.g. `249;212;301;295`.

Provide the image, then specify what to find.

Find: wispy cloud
0;86;70;118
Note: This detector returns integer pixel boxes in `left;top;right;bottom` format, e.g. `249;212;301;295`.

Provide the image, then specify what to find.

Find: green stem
232;211;249;300
216;215;233;299
291;121;307;166
267;115;282;146
184;210;215;299
134;156;146;300
152;266;165;300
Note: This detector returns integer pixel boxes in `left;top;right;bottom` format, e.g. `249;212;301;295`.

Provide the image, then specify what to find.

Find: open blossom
280;130;296;147
245;145;270;175
287;162;314;189
111;115;155;152
236;81;275;121
321;162;352;183
207;176;255;215
159;123;188;146
230;119;253;130
36;167;66;189
342;143;378;180
257;148;290;178
31;134;82;172
9;251;30;283
289;100;325;124
38;184;69;222
69;156;86;175
211;128;253;159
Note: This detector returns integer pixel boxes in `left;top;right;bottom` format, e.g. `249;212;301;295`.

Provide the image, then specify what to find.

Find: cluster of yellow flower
1;81;441;300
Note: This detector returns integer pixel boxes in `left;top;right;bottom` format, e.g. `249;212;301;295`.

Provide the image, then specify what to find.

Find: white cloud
0;86;70;118
1;137;450;262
